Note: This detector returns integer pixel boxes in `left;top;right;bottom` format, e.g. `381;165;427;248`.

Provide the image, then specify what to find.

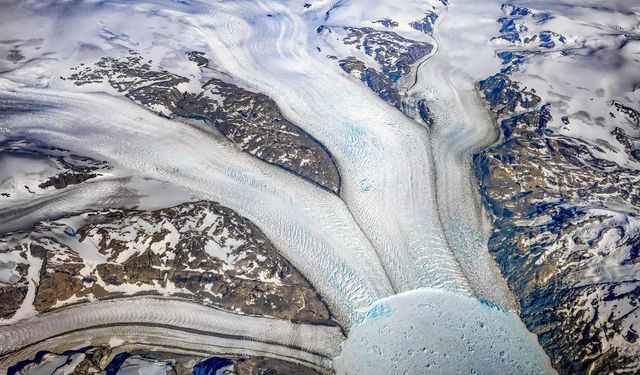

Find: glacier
1;0;637;373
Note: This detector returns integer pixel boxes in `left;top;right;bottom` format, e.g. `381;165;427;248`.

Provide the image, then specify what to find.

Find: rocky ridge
315;0;450;112
67;51;340;193
473;3;640;373
0;139;109;201
0;200;333;325
7;345;324;375
319;25;432;110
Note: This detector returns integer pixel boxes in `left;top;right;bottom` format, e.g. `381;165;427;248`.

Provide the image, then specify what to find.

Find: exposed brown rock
1;201;335;325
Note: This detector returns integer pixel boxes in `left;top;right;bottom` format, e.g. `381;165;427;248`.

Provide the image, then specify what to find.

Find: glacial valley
0;0;638;374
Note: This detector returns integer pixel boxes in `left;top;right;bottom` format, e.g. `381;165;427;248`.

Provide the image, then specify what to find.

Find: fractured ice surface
0;296;344;368
200;0;473;294
0;82;391;329
0;0;482;313
407;0;517;309
334;289;555;374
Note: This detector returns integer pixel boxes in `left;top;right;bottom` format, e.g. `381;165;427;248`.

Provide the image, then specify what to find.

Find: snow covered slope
470;1;640;373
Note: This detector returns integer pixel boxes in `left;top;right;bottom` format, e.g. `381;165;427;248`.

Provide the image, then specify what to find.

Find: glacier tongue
334;288;556;375
408;0;517;309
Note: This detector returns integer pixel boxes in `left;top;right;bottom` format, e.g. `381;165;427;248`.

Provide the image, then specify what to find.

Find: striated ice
408;0;516;308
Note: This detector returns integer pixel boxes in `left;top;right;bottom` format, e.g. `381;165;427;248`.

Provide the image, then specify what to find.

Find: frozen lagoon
335;289;555;374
